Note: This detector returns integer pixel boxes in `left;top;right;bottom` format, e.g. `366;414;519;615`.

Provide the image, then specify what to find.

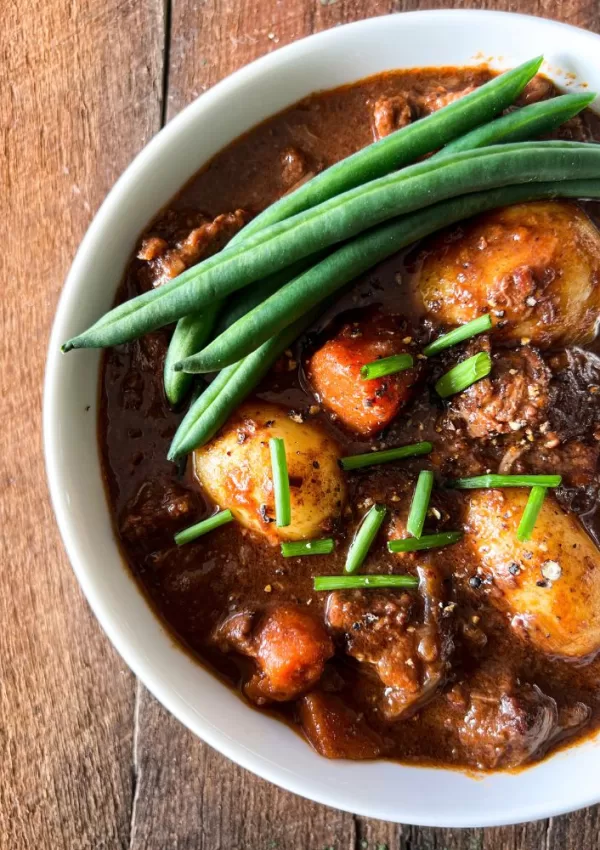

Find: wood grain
0;1;163;848
4;0;600;848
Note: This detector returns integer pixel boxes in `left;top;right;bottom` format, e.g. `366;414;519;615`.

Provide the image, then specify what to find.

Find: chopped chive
174;509;234;545
388;531;463;553
340;441;432;472
360;353;414;380
517;486;547;542
281;538;335;557
424;314;493;357
314;574;419;591
449;474;562;489
435;352;492;398
345;504;387;574
269;437;291;527
406;470;434;539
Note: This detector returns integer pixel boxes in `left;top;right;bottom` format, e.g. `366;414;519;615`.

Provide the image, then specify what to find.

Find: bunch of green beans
161;57;545;401
62;140;600;352
167;175;600;454
61;57;548;357
62;57;600;460
175;173;600;374
163;88;594;400
165;60;594;406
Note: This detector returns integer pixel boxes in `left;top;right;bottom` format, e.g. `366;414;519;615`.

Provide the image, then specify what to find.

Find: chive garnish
340;442;432;472
406;470;434;539
281;538;335;557
314;575;419;591
360;353;414;380
174;509;234;545
388;531;463;553
345;504;387;574
517;486;547;542
449;474;562;489
269;437;291;527
424;314;493;357
435;352;492;398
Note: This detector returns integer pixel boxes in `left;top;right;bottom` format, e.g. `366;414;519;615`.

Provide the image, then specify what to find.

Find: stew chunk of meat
325;566;453;719
417;201;600;347
120;479;196;548
371;95;413;140
194;402;346;543
136;209;249;290
215;605;333;704
417;85;476;113
449;344;551;438
464;489;600;660
307;314;420;436
299;691;386;759
450;665;590;769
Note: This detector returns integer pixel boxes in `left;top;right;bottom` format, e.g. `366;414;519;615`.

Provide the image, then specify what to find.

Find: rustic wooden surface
2;0;600;847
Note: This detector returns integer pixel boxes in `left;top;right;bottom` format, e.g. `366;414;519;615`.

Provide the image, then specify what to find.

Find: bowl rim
44;8;600;827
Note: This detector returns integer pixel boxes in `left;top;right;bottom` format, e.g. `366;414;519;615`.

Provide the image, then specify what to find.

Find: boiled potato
193;402;346;543
465;488;600;660
417;201;600;347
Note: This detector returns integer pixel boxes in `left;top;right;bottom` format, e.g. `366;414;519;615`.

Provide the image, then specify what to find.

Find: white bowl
44;9;600;827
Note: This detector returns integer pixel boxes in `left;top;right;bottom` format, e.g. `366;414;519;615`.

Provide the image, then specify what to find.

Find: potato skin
417;201;600;347
464;489;600;660
193;402;346;543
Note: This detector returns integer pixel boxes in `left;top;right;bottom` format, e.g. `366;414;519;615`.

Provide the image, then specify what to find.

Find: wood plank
0;1;164;848
130;687;356;850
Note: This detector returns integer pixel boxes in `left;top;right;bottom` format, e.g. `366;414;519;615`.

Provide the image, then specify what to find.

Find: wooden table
3;1;600;847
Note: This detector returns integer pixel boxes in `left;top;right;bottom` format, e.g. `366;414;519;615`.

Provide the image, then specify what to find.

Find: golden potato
193;402;346;543
416;200;600;347
465;488;600;660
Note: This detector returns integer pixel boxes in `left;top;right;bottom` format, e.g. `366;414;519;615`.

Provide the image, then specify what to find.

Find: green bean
167;360;242;458
167;306;323;459
163;302;220;406
212;260;314;336
164;262;310;405
440;92;596;156
174;172;600;373
62;142;600;353
232;57;543;241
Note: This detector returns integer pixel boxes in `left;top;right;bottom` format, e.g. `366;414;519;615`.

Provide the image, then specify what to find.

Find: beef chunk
418;85;476;114
449;343;551;439
452;666;590;769
307;313;421;436
371;95;413;140
120;480;196;547
548;348;600;441
514;439;600;496
215;605;333;704
515;75;554;106
136;209;249;291
325;566;454;720
299;691;387;759
280;146;315;191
